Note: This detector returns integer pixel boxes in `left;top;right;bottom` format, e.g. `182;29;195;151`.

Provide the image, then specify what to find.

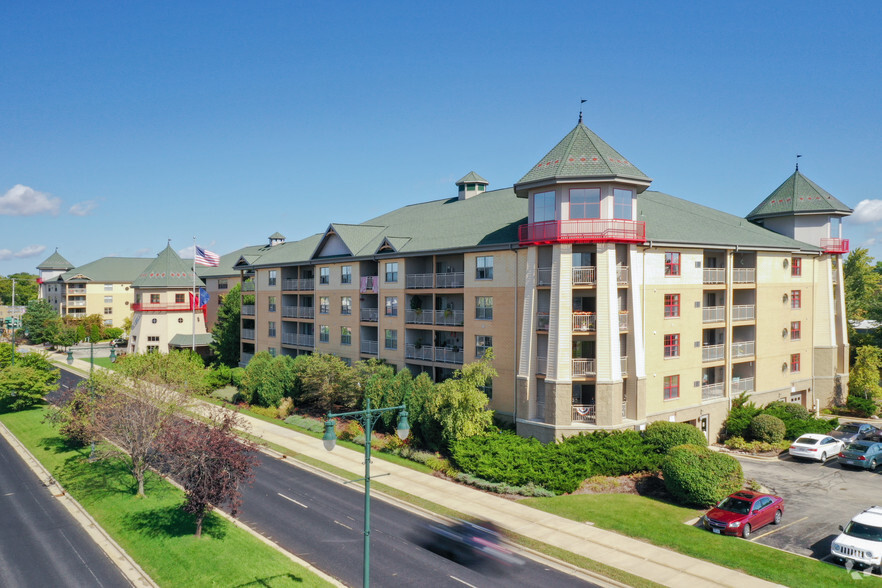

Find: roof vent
455;172;489;200
269;232;286;247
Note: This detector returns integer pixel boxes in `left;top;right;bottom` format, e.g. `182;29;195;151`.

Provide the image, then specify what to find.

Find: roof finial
578;98;587;124
795;154;802;171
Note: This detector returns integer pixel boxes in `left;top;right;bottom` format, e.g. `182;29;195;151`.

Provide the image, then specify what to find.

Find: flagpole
192;236;196;351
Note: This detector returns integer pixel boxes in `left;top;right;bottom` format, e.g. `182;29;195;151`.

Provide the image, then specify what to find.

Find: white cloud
178;245;196;259
851;199;882;224
0;185;61;216
0;244;46;261
69;199;99;216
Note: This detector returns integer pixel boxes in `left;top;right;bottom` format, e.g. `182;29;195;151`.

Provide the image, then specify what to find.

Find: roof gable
37;249;74;271
747;170;852;220
132;245;204;289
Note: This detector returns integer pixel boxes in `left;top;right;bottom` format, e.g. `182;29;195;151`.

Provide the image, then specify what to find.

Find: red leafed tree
161;409;259;538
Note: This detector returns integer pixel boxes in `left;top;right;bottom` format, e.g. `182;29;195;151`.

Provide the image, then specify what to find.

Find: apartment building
238;120;850;441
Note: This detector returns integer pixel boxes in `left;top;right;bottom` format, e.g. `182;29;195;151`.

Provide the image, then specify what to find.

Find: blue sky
2;1;881;277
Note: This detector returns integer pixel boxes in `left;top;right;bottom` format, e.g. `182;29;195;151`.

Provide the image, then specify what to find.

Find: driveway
735;454;882;562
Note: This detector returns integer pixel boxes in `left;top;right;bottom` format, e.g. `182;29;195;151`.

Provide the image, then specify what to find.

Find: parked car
829;422;880;444
789;433;844;462
838;441;882;470
702;490;784;539
831;506;882;568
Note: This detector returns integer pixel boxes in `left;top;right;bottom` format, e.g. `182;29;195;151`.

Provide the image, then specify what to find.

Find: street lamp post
66;337;116;459
323;397;409;588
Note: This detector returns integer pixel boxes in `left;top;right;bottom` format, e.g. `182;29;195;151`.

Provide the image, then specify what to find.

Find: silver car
829;422;880;444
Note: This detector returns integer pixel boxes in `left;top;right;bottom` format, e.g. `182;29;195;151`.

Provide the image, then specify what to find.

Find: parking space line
750;516;808;541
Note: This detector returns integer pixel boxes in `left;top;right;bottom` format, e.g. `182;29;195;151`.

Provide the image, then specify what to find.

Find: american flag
195;245;220;267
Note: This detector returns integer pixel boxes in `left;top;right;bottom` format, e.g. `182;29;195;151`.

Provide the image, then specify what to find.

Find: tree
240;352;296;407
0;348;59;410
159;408;258;538
20;299;62;344
844;248;882;323
425;350;497;447
849;346;882;402
0;273;38;306
210;284;241;367
292;353;357;412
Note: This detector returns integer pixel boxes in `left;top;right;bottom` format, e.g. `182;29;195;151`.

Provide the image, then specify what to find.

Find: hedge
661;444;743;507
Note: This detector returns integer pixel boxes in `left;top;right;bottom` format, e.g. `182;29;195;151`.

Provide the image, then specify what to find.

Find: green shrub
211;385;238;403
723;436;787;454
724;394;761;438
231;367;246;388
643;421;707;453
748;414;786;443
277;397;294;419
661;444;743;506
787;416;838;438
453;473;555;497
283;414;324;434
205;364;234;391
249;405;278;419
847;395;879;417
763;401;810;421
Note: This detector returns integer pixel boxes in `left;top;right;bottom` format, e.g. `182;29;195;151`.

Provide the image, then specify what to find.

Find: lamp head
66;351;74;365
110;348;117;362
396;410;411;441
322;419;337;451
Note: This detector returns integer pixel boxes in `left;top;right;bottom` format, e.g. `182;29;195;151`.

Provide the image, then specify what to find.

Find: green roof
59;257;152;283
132;245;204;289
515;123;651;191
747;170;852;220
456;171;488;185
197;244;270;278
269;232;286;240
37;249;74;271
169;333;213;347
244;234;324;268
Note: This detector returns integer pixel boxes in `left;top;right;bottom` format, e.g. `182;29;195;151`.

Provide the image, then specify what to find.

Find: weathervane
796;154;802;171
579;99;587;124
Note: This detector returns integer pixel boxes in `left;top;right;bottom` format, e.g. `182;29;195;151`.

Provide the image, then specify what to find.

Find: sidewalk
54;352;780;588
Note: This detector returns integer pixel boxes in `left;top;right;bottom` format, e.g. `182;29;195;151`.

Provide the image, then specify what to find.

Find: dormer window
570;188;600;219
614;189;633;220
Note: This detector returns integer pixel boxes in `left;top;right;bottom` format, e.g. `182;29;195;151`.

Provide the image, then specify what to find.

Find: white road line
449;576;478;587
334;520;353;531
277;493;308;508
750;516;808;541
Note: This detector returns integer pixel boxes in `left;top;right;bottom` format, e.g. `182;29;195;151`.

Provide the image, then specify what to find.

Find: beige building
238;121;850;441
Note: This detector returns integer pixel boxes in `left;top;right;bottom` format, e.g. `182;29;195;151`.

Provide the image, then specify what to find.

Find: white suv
831;506;882;568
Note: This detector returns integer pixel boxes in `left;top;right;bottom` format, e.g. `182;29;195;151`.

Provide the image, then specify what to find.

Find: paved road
0;426;131;587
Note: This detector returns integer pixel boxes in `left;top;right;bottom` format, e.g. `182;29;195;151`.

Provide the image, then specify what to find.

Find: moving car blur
422;519;525;571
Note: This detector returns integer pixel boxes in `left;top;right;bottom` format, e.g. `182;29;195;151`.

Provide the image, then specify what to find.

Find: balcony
406;273;433;289
572;312;596;332
298;306;315;319
405;344;435;361
242;328;255;340
360;340;379;355
821;238;849;254
435;346;464;364
132;302;193;312
537;355;547;375
283;278;298;290
572;404;596;424
732;305;755;321
572;266;596;285
572;358;596;377
282;306;297;318
618;311;629;331
732;268;755;284
435;272;464;288
300;278;315;290
282;333;297;345
702;344;725;362
241;305;255;316
537;267;552;286
68;300;86;307
298;334;314;347
405;309;433;325
360;276;378;294
519;219;646;245
537;312;550;331
240;352;254;364
67;287;86;295
360;308;379;322
620;356;628;373
435;309;464;327
702;383;726;400
242;282;255;292
731;377;754;394
617;266;629;284
731;340;755;359
703;268;726;284
703;306;725;323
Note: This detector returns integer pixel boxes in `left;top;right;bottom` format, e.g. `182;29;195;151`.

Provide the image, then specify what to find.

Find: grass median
522;493;881;587
0;405;333;588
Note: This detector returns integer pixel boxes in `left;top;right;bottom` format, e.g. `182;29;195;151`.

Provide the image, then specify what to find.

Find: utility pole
10;277;15;366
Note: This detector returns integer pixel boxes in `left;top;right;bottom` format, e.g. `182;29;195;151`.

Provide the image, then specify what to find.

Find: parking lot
732;453;882;566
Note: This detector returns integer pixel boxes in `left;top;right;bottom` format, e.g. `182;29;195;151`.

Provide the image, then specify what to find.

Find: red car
702;490;784;539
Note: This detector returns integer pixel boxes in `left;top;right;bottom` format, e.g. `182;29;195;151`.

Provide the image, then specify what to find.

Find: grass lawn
91;357;118;370
521;493;881;587
0;406;333;588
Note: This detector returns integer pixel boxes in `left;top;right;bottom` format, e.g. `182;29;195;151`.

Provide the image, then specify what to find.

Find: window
791;321;801;340
665;252;681;276
476;256;494;280
319;296;329;314
476;296;493;320
664;334;680;358
268;321;276;337
319;267;330;284
104;284;113;291
341;296;352;315
268;348;277;358
385;296;398;316
569;188;600;219
103;295;112;304
178;318;184;323
384;329;397;350
664;375;680;400
791;290;801;309
268;270;277;286
176;293;185;304
341;326;352;345
104;307;113;315
146;345;159;353
147;336;160;342
479;378;493;399
613;189;633;220
476;335;492;358
791;353;801;373
385;262;398;283
319;325;330;343
218;280;228;290
268;296;277;312
533;191;556;222
150;294;160;304
341;266;352;284
664;294;680;318
791;257;801;277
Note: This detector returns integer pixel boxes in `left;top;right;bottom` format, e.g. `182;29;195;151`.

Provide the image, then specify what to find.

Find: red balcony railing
821;238;849;254
519;219;646;245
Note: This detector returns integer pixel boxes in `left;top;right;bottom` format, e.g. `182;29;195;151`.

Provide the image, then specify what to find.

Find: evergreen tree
210;283;241;367
20;299;61;343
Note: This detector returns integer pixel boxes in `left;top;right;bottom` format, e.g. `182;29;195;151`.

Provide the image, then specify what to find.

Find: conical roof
515;123;651;195
37;249;74;271
131;245;204;289
456;171;488;185
747;170;852;220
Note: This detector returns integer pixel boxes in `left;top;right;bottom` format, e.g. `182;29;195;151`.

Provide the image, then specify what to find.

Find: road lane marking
334;520;353;531
277;493;308;508
450;577;478;587
750;516;808;541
